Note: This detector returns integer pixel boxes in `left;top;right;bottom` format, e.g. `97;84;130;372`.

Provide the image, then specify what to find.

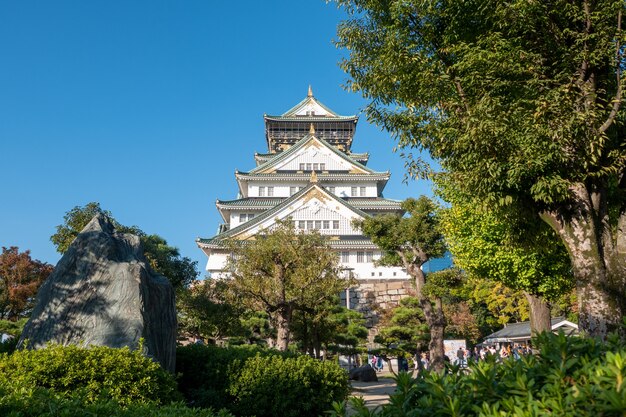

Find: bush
176;344;350;416
0;318;27;354
176;344;286;409
0;384;234;417
229;354;350;417
333;332;626;417
0;344;180;405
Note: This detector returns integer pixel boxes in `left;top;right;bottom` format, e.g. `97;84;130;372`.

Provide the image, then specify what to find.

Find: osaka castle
197;87;413;321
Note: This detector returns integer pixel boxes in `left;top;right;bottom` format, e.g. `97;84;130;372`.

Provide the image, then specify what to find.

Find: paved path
349;377;396;412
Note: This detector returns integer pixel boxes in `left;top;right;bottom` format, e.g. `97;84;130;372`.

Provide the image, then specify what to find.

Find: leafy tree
441;199;573;333
335;0;626;338
0;247;53;320
50;202;197;289
375;296;429;356
468;278;530;329
355;197;448;371
291;301;368;360
177;279;243;342
236;310;274;346
224;220;351;351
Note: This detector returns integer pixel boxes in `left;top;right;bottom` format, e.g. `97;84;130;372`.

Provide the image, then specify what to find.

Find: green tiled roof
264;115;357;122
216;197;402;210
249;134;377;175
235;172;390;181
275;93;357;119
254;150;368;164
197;235;379;250
198;183;371;243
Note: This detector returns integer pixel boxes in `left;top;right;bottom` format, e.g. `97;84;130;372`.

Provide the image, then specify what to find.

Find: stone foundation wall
340;278;415;343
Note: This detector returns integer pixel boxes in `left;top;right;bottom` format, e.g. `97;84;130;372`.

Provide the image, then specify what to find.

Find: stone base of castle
340;278;415;344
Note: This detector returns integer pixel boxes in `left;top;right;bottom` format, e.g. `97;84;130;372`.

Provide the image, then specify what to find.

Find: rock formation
349;364;378;382
18;214;177;372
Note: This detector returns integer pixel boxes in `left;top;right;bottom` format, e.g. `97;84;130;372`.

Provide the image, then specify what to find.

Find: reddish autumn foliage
0;247;53;320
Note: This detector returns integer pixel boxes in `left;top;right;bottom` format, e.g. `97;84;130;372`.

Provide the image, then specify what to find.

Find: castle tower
197;88;413;326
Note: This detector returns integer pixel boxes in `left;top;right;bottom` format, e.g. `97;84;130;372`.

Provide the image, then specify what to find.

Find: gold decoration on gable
304;139;322;149
302;187;331;204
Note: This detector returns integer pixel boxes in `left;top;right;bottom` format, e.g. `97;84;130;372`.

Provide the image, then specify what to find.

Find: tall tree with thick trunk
441;200;573;334
335;0;626;338
224;221;350;351
355;197;447;371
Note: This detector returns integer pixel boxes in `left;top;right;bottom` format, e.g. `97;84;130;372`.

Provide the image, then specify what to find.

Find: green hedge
0;384;234;417
228;354;350;417
176;344;350;416
335;332;626;417
0;344;180;405
176;344;285;409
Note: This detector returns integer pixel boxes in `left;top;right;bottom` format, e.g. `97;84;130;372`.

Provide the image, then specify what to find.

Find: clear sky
0;1;434;274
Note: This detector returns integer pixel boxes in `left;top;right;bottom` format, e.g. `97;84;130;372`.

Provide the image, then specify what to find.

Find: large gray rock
349;364;378;382
18;214;177;372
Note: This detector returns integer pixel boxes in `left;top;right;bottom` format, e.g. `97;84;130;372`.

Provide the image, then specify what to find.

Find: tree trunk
541;183;625;339
524;292;551;335
405;262;446;372
427;298;446;372
276;306;292;351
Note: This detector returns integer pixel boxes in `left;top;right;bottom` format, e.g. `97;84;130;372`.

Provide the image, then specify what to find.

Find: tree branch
599;8;623;134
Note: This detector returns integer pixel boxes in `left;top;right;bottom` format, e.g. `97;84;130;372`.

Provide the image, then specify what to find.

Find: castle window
306;163;312;171
290;186;297;195
299;163;305;171
307;220;314;229
267;186;274;196
357;252;365;263
315;220;322;229
333;220;339;229
320;163;326;171
313;163;319;171
366;252;373;262
259;186;265;197
299;220;305;229
323;220;330;229
341;251;350;262
327;186;335;194
351;187;357;197
360;187;366;197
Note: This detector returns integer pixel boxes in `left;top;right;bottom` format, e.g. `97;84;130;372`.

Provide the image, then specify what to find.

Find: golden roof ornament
308;85;313;97
309;123;315;134
310;170;318;183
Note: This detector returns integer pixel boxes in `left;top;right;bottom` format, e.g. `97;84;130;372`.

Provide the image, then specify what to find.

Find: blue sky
0;1;434;274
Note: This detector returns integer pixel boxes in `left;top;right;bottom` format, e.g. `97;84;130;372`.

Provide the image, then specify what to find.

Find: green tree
291;301;368;360
0;247;53;320
375;296;429;357
441;200;573;334
355;197;448;371
177;279;243;342
224;220;351;351
335;0;626;338
50;202;197;289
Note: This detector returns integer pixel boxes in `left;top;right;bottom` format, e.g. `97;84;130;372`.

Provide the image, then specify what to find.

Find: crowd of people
368;344;533;373
454;344;534;367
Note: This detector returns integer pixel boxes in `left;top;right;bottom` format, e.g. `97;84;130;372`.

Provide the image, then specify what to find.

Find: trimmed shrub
176;344;350;416
0;384;234;417
229;354;350;417
0;344;180;405
333;332;626;417
176;344;287;409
